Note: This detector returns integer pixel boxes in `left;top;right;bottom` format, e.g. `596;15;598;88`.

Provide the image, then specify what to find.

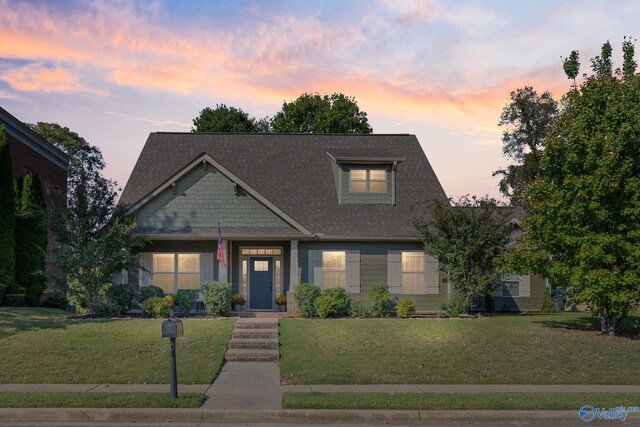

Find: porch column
289;240;299;289
218;240;229;282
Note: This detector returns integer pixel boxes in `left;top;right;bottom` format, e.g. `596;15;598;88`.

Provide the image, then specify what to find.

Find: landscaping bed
0;307;235;384
279;312;640;384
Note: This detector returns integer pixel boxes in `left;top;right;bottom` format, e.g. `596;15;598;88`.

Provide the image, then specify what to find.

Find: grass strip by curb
0;392;205;408
282;392;640;410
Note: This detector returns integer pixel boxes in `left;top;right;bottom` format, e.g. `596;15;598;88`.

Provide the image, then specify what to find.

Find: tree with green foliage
15;172;48;305
31;123;145;314
272;93;372;134
506;40;640;334
192;104;266;132
0;125;15;289
413;196;515;311
493;87;558;205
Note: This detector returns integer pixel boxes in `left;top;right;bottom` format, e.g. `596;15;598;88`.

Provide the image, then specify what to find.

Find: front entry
249;257;273;310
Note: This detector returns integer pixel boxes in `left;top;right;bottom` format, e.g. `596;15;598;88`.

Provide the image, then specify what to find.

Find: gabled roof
119;133;448;239
0;106;69;171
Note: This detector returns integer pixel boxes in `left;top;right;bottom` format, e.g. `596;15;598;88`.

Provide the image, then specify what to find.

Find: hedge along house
118;133;546;312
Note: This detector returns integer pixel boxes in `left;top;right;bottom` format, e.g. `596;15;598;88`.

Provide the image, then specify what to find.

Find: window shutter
139;253;153;287
308;250;323;287
201;253;214;283
345;250;360;294
387;250;401;294
424;254;439;295
519;275;530;297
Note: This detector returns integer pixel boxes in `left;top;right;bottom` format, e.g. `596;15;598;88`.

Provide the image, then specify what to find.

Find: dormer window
349;169;387;193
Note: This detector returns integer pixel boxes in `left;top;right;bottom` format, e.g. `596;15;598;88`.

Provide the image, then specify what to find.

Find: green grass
283;392;640;410
0;392;204;408
0;307;235;384
279;313;640;385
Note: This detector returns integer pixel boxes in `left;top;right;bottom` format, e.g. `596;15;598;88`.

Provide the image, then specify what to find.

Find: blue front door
249;257;273;310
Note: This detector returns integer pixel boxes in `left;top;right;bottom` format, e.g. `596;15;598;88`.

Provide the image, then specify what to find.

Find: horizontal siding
488;274;547;312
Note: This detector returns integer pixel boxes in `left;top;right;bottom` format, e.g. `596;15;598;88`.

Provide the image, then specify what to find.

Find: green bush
0;283;6;304
440;291;470;318
142;296;171;318
293;283;321;317
366;284;391;317
43;290;68;310
316;287;350;318
395;297;416;318
348;298;373;318
103;284;135;315
540;287;553;313
139;285;164;302
175;289;198;313
202;281;232;316
5;293;26;306
484;293;496;313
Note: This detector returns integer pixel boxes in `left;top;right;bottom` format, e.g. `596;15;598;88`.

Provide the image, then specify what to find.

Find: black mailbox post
162;318;183;398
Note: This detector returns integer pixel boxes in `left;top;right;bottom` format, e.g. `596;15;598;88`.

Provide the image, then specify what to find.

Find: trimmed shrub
43;290;68;310
484;293;496;313
316;287;350;318
540;287;553;313
175;289;198;314
366;284;391;317
202;281;232;316
104;284;135;315
440;291;470;318
0;126;16;289
349;298;373;318
395;297;416;318
0;283;6;304
293;283;321;317
142;296;171;318
139;285;164;303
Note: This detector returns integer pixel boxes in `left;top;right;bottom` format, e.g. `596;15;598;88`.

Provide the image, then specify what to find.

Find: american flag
216;226;226;267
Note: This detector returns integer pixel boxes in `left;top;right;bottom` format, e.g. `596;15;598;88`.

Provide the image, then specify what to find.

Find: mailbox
162;318;183;338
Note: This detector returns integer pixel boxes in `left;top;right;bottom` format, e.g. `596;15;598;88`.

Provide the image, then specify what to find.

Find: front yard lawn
0;392;204;408
0;308;235;384
279;313;640;384
282;392;640;410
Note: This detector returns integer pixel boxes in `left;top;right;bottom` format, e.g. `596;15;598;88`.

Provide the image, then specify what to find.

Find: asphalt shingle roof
119;133;448;239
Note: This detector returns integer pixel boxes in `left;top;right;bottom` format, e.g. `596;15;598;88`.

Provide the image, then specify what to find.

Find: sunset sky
1;0;638;200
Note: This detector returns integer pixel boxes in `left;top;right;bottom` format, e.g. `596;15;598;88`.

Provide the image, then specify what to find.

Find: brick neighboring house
119;132;546;312
1;106;69;286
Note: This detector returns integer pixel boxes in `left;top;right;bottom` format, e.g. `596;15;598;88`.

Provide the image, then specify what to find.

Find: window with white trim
493;273;520;297
152;253;201;293
322;251;346;288
401;252;424;294
349;169;387;193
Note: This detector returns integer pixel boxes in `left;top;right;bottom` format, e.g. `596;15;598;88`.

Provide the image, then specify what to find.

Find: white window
401;252;424;294
349;169;387;193
322;251;346;288
494;273;520;297
241;248;282;256
152;253;201;293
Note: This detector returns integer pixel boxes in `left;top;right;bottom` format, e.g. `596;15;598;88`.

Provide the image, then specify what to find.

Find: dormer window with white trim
349;169;387;193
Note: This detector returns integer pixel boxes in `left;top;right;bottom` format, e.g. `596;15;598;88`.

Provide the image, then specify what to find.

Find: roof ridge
152;131;414;136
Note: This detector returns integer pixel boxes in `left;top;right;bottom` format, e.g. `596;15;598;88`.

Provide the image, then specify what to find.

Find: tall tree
272;93;372;134
0;125;15;289
506;40;640;334
493;87;558;205
413;196;515;310
192;104;263;132
15;172;47;305
31;123;145;314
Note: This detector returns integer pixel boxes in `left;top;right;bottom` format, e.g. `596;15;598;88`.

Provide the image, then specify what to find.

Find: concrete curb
2;408;638;425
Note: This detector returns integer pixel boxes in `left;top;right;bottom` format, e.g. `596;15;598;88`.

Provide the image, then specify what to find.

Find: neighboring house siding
492;274;546;312
136;165;292;232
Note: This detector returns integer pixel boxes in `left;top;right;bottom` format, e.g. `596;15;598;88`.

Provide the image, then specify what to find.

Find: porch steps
224;318;279;362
